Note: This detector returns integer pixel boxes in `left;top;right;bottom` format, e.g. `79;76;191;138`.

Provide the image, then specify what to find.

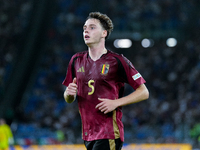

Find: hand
95;98;118;114
66;78;77;96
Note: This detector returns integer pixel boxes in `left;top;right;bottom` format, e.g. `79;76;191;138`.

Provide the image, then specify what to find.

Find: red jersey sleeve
62;54;77;87
118;54;146;90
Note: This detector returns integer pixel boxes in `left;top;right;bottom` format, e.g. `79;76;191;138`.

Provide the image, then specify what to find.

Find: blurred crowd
0;0;32;98
1;0;200;147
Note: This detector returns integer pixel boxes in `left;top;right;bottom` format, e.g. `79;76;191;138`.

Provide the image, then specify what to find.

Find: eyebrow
83;24;96;28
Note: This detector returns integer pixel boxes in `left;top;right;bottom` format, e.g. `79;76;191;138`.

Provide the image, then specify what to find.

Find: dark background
0;0;200;148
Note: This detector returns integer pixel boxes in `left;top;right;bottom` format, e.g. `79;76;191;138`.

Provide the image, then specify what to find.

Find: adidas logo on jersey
77;66;85;72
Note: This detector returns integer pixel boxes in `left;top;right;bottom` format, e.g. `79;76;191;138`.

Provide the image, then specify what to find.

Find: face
0;119;4;125
83;18;107;46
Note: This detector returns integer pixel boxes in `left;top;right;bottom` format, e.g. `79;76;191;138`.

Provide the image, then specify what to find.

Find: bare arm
116;84;149;106
63;78;77;103
96;84;149;114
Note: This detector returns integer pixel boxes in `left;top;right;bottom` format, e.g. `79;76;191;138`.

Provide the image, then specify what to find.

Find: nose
84;29;88;33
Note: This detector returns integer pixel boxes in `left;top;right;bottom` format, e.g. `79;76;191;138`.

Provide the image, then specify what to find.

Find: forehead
84;18;101;26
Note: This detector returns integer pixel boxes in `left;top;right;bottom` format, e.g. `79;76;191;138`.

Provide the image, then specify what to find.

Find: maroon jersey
62;50;146;142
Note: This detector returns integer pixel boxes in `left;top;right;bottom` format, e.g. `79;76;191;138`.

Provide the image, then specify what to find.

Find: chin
85;41;92;46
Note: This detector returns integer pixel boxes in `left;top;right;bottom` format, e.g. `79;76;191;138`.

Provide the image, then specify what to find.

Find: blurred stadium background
0;0;200;149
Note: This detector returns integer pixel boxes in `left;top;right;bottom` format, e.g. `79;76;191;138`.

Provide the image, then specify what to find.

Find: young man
62;12;149;150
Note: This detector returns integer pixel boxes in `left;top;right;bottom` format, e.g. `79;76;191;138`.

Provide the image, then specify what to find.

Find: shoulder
107;50;121;57
108;50;135;68
71;51;88;59
108;50;132;63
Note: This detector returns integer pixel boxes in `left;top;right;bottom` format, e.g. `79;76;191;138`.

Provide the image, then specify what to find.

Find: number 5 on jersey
88;80;95;95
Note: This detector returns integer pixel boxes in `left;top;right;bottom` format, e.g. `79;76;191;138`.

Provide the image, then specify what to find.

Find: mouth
84;35;90;39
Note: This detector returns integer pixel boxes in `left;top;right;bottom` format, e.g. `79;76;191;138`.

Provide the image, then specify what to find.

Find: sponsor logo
77;66;85;72
132;73;141;80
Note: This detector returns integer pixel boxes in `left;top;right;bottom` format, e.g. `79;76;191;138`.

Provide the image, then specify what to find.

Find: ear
102;30;107;38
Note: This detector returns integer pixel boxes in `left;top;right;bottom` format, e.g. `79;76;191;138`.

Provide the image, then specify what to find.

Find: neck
88;44;107;61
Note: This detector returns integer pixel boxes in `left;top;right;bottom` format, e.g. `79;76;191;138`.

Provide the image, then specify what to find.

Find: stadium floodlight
114;39;132;48
166;38;177;47
141;38;154;48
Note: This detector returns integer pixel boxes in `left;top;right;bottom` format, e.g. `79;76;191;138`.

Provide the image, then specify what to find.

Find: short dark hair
86;12;114;39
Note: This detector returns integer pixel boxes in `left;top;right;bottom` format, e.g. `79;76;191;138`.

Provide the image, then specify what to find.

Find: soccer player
0;118;14;150
62;12;149;150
